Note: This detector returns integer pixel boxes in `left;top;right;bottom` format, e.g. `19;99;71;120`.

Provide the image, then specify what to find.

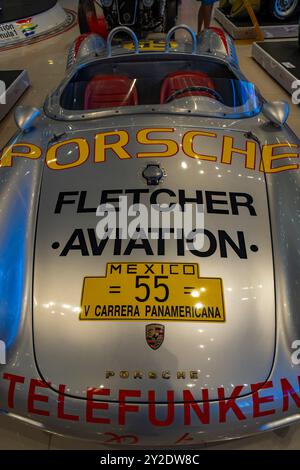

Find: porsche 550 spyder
0;24;300;447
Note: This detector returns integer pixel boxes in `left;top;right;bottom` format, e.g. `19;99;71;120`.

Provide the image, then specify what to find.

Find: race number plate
80;263;225;322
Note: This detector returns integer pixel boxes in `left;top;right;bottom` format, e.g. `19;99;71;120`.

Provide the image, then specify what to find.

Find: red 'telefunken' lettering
1;373;300;428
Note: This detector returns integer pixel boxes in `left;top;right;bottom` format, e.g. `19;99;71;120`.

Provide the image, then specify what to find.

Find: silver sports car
0;25;300;447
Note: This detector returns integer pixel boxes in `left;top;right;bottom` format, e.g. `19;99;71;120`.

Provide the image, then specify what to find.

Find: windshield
58;57;262;119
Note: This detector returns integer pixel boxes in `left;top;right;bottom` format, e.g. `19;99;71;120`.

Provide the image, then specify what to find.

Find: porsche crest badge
146;324;165;350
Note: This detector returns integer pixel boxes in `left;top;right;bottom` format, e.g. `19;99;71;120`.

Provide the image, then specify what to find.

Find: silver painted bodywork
0;27;300;446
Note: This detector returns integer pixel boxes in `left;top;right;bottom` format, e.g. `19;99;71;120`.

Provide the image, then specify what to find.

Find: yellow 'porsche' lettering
0;143;41;167
1;128;298;174
221;135;256;170
260;143;299;173
182;130;217;162
94;130;131;162
137;128;178;158
46;138;89;170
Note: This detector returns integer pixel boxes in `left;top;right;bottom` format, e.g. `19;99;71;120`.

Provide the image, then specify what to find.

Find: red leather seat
160;71;216;104
84;75;138;110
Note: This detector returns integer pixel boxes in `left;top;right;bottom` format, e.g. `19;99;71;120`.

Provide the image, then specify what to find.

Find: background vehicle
219;0;300;21
78;0;178;38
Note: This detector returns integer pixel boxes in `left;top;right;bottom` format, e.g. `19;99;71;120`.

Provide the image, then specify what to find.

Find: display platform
215;7;298;39
0;70;30;121
0;0;76;50
0;0;57;23
252;40;300;95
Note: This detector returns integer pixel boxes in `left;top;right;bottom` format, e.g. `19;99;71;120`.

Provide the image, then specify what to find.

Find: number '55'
135;276;169;303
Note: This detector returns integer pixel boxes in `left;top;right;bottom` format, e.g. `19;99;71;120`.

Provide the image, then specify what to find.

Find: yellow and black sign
80;263;225;322
124;39;178;51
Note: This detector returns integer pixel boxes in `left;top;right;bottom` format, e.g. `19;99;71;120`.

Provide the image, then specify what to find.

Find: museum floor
0;0;299;449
